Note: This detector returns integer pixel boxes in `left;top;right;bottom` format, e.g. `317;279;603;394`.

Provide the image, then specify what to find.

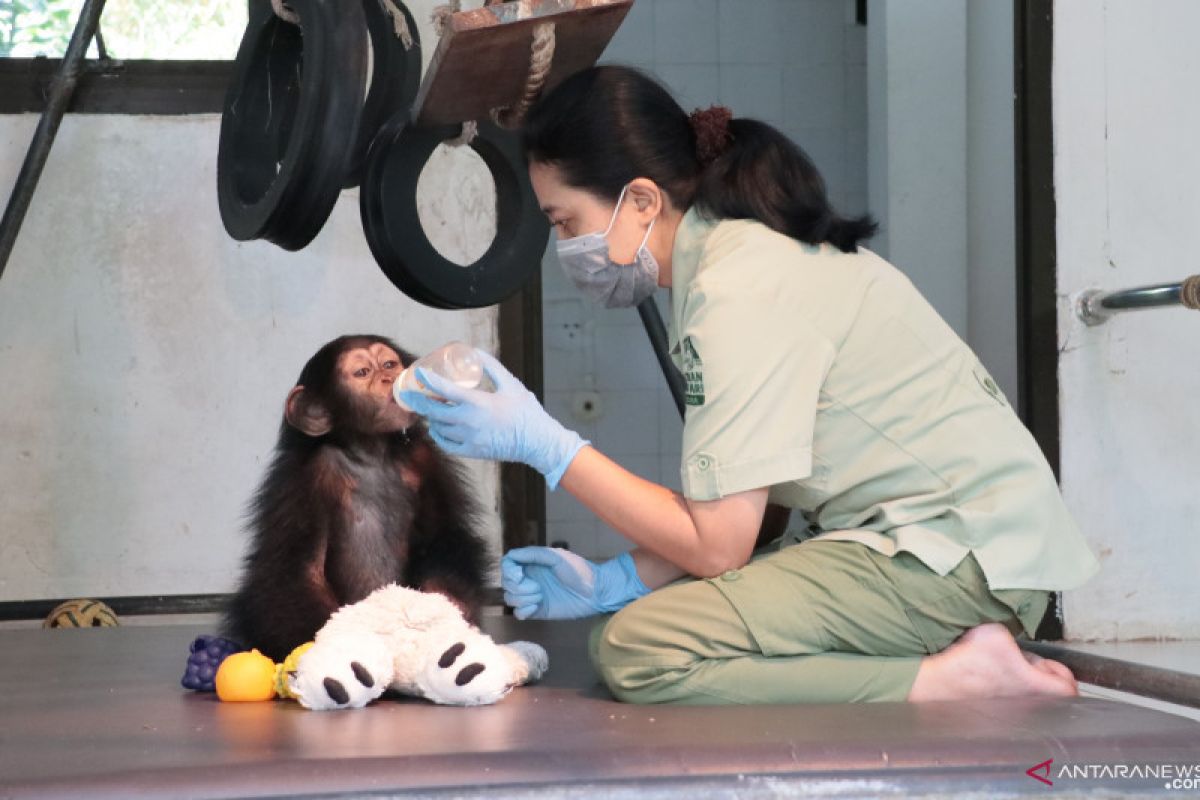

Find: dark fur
223;335;490;661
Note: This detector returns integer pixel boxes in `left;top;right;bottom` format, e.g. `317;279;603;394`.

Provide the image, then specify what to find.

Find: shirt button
721;570;741;582
697;456;712;471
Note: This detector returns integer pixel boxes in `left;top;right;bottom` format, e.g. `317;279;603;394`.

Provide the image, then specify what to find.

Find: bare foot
907;623;1079;702
1024;651;1078;690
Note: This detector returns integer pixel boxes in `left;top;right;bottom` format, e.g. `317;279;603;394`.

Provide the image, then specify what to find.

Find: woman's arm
625;502;789;589
560;446;768;579
628;547;687;590
397;352;770;582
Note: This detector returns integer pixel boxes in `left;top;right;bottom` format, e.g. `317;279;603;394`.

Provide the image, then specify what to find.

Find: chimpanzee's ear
285;385;333;437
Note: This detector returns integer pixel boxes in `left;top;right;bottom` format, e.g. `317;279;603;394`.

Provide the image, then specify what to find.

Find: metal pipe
636;296;686;418
0;0;108;282
1076;274;1200;325
1020;640;1200;709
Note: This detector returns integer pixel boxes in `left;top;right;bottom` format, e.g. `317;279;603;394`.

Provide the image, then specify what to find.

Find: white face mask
554;184;660;309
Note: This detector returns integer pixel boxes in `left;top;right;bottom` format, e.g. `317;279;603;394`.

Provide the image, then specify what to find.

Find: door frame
1014;0;1063;639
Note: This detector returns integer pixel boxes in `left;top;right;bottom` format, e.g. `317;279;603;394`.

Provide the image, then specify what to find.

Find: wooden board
412;0;634;128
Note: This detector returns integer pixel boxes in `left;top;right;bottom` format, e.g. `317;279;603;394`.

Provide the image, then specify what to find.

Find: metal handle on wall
1076;275;1200;325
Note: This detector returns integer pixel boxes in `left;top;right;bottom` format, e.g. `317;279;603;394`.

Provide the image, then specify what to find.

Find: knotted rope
273;0;413;50
381;0;415;49
432;0;463;37
1181;275;1200;310
491;13;555;130
445;120;479;147
433;0;557;144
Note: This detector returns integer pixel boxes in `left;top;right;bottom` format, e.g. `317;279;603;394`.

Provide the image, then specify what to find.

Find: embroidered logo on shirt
682;337;705;406
972;364;1008;407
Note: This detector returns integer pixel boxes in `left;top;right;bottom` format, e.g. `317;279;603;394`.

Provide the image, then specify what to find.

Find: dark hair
521;65;876;253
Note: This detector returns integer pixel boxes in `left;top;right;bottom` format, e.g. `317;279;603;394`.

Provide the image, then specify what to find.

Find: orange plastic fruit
215;649;278;702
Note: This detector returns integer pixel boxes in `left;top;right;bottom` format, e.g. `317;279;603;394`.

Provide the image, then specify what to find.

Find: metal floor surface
1;619;1198;799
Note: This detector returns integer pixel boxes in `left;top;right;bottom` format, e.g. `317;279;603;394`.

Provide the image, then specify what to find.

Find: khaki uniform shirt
668;208;1099;593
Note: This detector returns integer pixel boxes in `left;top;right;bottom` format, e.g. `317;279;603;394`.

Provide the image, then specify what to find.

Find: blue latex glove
500;547;650;620
399;349;588;489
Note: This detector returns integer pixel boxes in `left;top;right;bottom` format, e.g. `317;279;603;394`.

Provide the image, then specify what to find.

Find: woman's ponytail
691;113;877;253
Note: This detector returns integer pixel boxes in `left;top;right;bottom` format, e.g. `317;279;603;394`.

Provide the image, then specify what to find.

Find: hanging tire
217;0;367;251
360;112;550;309
342;0;422;189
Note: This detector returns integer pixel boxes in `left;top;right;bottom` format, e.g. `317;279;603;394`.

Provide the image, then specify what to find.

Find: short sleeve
677;265;836;501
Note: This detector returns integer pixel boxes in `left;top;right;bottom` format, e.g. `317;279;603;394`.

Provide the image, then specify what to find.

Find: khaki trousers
589;539;1048;705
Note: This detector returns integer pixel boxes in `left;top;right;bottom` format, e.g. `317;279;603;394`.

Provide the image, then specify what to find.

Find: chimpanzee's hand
500;548;650;620
400;350;588;489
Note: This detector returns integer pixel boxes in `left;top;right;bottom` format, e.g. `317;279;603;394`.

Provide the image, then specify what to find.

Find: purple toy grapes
181;635;245;691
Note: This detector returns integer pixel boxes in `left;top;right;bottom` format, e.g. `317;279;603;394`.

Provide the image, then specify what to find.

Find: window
0;0;246;113
2;0;246;59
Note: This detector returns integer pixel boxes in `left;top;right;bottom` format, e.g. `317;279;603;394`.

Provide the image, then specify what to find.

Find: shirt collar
668;205;718;355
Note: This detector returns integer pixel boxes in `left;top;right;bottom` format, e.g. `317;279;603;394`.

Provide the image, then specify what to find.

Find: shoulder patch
682;337;705;406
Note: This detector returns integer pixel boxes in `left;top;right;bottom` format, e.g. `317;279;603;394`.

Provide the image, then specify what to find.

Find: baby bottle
393;341;484;411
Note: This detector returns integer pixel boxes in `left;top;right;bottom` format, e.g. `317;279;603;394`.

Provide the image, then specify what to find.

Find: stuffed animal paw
417;633;548;706
288;632;392;711
289;583;549;710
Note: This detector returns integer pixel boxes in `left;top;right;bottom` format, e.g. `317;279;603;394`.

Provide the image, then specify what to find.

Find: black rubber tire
359;112;550;309
342;0;422;189
217;0;367;251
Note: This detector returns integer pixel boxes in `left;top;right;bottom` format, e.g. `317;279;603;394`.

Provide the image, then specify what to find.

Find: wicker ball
43;599;119;628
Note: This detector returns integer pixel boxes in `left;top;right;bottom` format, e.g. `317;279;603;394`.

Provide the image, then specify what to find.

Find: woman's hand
500;548;650;620
399;350;588;488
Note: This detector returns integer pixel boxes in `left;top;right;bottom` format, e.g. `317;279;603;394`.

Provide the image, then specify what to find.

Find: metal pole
1076;274;1200;325
1020;640;1200;709
636;296;686;418
0;0;108;281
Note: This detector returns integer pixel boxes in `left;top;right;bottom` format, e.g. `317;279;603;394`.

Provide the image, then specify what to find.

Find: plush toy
287;583;549;710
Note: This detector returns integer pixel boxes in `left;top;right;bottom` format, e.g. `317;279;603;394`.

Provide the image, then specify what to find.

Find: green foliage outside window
1;0;246;59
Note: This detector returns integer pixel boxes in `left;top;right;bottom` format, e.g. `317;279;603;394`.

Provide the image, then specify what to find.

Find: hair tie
689;105;733;167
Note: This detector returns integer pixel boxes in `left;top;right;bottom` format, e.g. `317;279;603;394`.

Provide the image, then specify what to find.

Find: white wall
865;0;1018;399
866;0;969;337
1054;0;1200;640
544;0;870;558
0;0;506;601
966;0;1017;402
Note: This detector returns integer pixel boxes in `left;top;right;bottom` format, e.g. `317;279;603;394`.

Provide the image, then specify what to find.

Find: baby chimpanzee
224;334;490;661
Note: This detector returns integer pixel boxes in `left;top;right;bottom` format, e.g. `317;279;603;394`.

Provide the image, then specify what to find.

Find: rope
430;0;469;145
433;0;558;137
1182;275;1200;310
431;0;462;37
270;0;300;25
491;0;555;129
380;0;415;50
445;120;479;147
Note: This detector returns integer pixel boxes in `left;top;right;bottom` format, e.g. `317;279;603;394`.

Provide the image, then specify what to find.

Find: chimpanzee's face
335;343;415;433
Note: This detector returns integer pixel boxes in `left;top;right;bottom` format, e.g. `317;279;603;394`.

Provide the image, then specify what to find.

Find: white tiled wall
542;0;867;558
